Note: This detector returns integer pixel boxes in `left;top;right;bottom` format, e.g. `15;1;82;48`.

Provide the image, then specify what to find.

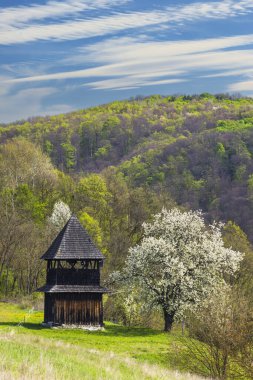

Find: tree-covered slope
1;94;253;241
1;94;253;171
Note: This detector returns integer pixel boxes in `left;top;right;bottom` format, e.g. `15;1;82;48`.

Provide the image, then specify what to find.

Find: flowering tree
112;208;243;331
48;201;71;230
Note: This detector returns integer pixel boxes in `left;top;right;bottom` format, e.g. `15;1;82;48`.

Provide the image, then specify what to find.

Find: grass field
0;302;206;380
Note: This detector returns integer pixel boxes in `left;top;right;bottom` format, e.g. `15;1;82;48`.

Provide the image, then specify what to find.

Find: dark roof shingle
41;215;104;260
37;285;108;293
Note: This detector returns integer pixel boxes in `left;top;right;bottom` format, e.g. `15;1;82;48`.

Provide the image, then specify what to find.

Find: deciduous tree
111;208;243;331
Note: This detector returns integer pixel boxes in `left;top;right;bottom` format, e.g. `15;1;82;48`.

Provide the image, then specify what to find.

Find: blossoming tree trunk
163;309;175;332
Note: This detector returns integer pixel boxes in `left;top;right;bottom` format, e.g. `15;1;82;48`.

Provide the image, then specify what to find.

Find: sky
1;0;253;123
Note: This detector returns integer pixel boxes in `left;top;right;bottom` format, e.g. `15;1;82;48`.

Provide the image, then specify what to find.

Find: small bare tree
186;286;253;379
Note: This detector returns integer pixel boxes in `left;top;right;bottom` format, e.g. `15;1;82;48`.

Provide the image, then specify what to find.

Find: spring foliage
3;95;253;241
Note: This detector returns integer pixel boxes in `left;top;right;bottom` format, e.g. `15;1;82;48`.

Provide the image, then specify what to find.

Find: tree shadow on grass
0;321;164;336
0;322;45;330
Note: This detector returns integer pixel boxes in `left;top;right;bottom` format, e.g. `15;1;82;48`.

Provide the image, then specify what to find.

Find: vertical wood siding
44;293;103;325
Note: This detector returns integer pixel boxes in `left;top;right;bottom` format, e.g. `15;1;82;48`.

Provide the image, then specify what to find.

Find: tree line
0;138;174;297
1;94;253;242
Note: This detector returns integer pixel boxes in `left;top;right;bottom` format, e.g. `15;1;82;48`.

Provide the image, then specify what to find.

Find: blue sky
1;0;253;123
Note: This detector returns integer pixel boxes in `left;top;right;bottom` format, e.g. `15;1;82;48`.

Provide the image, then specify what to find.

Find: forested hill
2;93;253;242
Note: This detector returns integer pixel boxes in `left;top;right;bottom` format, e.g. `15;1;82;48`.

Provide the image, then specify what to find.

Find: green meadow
0;302;206;380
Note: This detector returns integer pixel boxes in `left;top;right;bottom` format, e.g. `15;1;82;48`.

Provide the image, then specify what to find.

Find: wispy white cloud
83;49;253;90
2;1;253;121
0;0;129;25
0;11;166;45
5;34;253;91
87;77;187;90
6;65;186;83
0;86;73;123
202;68;253;78
228;80;253;92
79;34;253;65
1;0;253;45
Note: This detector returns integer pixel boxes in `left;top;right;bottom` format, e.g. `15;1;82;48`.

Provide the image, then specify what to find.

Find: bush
186;287;253;379
18;293;44;311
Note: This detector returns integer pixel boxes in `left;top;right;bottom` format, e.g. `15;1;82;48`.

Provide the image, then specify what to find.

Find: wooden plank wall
44;293;103;326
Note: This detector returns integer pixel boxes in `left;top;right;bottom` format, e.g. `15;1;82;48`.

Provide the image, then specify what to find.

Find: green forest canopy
2;94;253;238
1;93;253;297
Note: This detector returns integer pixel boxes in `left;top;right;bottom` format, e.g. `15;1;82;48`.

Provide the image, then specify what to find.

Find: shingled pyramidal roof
41;215;104;260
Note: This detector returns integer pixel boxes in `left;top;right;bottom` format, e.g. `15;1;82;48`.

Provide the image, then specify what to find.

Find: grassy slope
0;302;205;380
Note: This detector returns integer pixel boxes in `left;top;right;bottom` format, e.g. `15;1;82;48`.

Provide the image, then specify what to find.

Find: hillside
1;96;253;379
0;302;206;380
1;94;253;241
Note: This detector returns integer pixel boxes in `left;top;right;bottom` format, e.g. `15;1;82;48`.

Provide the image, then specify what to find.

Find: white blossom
113;208;243;323
48;200;71;230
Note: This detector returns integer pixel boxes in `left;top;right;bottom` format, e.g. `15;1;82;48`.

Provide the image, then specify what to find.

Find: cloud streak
0;86;74;123
228;80;253;92
0;0;129;25
1;0;253;45
5;34;253;90
87;77;187;90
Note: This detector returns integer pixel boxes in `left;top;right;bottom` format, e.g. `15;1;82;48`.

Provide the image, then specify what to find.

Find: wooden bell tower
37;215;107;326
